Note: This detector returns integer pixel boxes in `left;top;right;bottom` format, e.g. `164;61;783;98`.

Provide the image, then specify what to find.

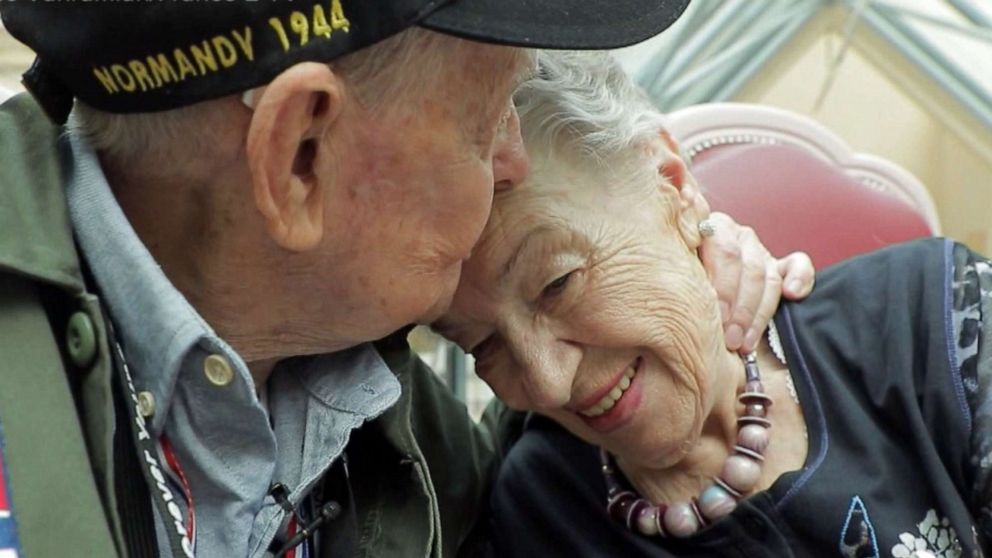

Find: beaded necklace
600;352;773;538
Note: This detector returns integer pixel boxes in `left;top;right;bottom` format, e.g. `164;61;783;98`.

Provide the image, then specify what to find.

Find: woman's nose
506;329;578;411
492;107;529;192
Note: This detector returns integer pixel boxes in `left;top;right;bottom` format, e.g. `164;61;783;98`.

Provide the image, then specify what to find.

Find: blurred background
4;0;991;419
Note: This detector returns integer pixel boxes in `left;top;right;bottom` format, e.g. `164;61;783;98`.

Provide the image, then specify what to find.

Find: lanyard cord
78;254;193;558
110;347;163;558
106;317;194;558
160;435;196;548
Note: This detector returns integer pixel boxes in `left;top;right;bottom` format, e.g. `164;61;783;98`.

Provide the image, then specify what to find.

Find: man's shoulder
0;271;120;557
365;333;499;556
372;331;485;448
0;93;83;292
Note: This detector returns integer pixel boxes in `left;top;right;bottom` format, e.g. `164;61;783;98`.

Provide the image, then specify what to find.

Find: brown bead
745;403;767;418
607;492;638;524
745;380;764;394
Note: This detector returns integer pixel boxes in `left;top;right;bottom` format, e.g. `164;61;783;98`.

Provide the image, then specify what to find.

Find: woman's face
437;142;728;469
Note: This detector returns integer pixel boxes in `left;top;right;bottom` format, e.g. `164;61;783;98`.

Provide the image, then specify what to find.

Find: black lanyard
76;248;192;558
106;318;194;558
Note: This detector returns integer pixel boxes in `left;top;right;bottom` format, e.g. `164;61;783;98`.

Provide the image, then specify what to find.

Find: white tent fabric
614;0;992;130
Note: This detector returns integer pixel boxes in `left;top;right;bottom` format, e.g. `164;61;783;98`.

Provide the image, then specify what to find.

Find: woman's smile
577;357;645;433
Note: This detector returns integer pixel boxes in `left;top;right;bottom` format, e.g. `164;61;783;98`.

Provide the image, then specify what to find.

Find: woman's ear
655;129;708;249
245;62;345;252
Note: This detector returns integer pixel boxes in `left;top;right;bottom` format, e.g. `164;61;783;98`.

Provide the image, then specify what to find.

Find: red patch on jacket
0;428;22;557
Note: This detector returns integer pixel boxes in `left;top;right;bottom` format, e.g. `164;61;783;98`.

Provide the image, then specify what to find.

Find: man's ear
245;62;345;251
655;129;707;249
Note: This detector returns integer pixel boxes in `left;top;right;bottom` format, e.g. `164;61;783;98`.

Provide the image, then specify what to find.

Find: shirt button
137;391;156;418
66;311;97;368
204;354;234;386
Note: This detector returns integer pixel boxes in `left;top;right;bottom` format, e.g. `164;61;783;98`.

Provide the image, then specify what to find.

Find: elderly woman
434;52;992;557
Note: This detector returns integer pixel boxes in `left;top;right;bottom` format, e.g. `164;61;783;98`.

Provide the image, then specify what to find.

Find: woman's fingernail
726;325;744;348
787;279;803;294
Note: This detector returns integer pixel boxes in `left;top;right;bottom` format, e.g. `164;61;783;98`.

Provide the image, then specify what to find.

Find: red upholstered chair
666;103;939;268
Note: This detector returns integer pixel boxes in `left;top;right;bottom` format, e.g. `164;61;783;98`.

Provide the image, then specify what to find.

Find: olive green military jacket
0;94;509;558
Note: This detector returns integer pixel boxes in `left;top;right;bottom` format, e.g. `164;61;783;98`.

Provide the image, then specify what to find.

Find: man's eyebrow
500;224;559;281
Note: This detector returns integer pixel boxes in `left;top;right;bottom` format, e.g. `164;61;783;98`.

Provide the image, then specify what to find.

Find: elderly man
0;1;812;557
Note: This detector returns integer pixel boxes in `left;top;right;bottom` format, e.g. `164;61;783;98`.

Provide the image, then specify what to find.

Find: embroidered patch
840;496;880;558
0;422;22;558
891;509;962;558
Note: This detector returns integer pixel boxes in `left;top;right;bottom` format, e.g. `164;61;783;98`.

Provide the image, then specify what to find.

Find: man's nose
492;107;529;192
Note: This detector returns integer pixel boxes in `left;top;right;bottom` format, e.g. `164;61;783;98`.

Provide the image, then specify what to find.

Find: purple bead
737;424;770;454
721;454;761;493
689;499;707;528
627;499;650;530
713;477;742;498
737;416;772;429
745;380;764;394
743;355;760;382
635;506;660;536
654;504;668;537
663;502;700;538
698;484;737;520
607;492;637;524
734;445;765;462
739;391;773;408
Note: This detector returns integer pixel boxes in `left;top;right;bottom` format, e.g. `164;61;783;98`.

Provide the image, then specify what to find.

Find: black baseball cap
0;0;690;124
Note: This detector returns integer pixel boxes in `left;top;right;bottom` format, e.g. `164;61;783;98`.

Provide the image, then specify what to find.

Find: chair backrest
667;102;939;268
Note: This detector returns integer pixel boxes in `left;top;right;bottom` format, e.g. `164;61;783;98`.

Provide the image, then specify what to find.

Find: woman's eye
542;271;575;297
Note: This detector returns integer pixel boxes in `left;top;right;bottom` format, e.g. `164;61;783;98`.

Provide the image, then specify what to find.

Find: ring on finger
698;219;717;238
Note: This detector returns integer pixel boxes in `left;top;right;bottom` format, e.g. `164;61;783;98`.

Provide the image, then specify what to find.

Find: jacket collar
0;93;85;294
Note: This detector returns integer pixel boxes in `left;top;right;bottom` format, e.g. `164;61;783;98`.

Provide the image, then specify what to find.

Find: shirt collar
61;122;405;557
63;119;250;433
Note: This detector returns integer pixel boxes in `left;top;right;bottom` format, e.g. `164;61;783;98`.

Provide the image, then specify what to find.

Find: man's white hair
514;51;668;164
71;27;452;165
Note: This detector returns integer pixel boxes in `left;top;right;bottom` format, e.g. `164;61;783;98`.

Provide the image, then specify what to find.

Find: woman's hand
698;212;815;352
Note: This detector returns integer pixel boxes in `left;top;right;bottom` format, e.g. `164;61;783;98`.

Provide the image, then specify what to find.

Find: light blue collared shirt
63;122;401;557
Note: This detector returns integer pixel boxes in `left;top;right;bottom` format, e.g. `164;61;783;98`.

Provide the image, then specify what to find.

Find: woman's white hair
514;51;668;164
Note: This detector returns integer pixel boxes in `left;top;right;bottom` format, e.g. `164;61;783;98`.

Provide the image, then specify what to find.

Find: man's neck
104;164;357;387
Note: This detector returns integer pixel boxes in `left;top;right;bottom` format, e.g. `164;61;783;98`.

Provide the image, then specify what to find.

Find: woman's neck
618;340;807;505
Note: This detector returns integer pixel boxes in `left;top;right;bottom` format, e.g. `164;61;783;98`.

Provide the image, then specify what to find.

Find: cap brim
420;0;690;50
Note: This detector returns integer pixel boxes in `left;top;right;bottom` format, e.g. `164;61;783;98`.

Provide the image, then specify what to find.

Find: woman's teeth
580;365;636;418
